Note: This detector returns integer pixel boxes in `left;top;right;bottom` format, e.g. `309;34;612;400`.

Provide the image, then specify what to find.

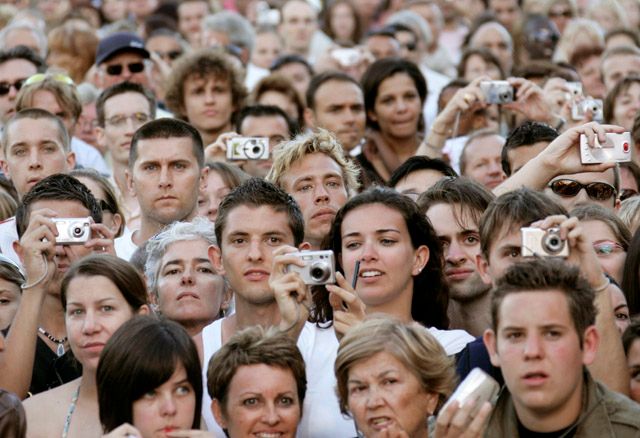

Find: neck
448;293;491;337
222;298;281;343
40;294;66;337
199;123;231;147
365;287;413;323
78;372;97;399
178;317;215;337
380;131;420;164
112;163;129;194
134;207;196;246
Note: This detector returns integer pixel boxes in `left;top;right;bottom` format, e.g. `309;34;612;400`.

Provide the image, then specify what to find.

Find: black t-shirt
517;418;577;438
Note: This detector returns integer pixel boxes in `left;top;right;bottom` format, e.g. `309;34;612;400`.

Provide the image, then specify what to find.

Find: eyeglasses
23;73;74;87
549;9;572;18
106;112;151;128
0;78;26;96
547;179;617;201
154;50;183;61
621;188;639;201
104;62;145;76
401;41;417;52
593;241;624;255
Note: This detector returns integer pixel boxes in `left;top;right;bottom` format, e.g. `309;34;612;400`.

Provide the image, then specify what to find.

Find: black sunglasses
621;188;639;201
0;78;25;96
105;62;145;76
548;179;617;201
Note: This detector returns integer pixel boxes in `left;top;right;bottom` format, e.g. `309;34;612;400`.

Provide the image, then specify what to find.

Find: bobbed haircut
321;186;449;329
97;316;202;433
361;58;427;131
207;325;306;416
61;254;148;311
129;118;204;168
215;178;305;249
335;316;456;416
491;258;596;346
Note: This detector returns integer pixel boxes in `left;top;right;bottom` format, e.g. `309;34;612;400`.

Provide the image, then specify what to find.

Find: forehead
427;202;480;232
146;35;181;50
7;117;64;146
474;25;508;45
31;90;63;112
222;204;295;238
378;72;416;93
466;135;504;156
342;203;408;235
186;73;230;87
281;152;343;185
162;239;210;262
283;0;315;17
497;290;574;329
488;223;520;255
0;58;37;81
178;0;208;14
30;199;90;217
315;80;363;105
240;115;289;137
134;136;198;163
104;92;151;116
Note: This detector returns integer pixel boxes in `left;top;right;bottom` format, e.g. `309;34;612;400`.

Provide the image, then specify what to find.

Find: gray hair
0;21;47;58
144;217;218;295
76;82;100;105
386;10;433;50
202;11;256;53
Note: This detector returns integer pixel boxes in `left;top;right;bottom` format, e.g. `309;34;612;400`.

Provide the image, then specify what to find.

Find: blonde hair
334;316;456;416
553;18;605;62
619;196;640;235
266;129;361;195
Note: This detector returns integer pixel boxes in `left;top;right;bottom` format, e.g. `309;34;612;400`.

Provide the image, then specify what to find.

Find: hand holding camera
580;132;632;164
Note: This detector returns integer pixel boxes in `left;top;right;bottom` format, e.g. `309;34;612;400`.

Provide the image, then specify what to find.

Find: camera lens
543;230;565;254
252;145;262;154
72;225;84;238
310;262;329;282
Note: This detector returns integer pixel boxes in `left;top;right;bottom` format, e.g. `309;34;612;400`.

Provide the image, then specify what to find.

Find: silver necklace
38;327;67;357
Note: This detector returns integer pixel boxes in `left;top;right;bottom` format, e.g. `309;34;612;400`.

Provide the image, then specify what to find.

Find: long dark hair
622;227;640;316
312;187;449;329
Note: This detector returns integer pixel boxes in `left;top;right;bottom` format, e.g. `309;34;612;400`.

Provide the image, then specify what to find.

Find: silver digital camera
331;48;362;68
580;132;632;164
52;218;91;245
226;137;270;160
286;250;336;285
521;227;569;257
566;81;583;98
479;80;514;104
442;368;500;417
571;98;603;121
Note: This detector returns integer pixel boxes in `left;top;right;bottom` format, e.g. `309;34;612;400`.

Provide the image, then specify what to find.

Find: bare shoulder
24;380;79;438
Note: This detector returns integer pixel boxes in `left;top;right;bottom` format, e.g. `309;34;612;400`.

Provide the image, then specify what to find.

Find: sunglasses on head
548;179;617;201
24;73;74;87
104;62;145;76
0;78;26;96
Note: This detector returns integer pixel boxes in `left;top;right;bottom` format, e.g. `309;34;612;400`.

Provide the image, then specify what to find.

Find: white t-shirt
201;319;357;438
114;227;138;261
71;137;110;176
0;217;20;267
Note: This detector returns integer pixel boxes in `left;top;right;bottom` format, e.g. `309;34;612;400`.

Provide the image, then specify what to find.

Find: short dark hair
95;82;156;127
361;58;427;131
97;316;202;433
0;46;45;71
479;188;567;260
270;54;314;76
418;177;494;227
306;71;361;111
491;258;596;345
623;319;640;354
622;228;640;316
60;254;148;310
129;118;204;168
501;121;558;175
214;178;305;248
457;47;505;79
388;157;457;190
235;104;298;138
15;174;102;238
2;108;70;154
569;45;604;69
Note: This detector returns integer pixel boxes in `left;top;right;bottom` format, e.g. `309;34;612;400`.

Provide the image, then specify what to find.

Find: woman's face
613;82;640;131
340;203;428;316
548;1;573;34
581;220;627;284
258;91;298;123
198;171;232;222
464;54;502;81
132;363;197;437
102;0;128;22
627;338;640;402
610;284;630;334
0;277;20;331
65;275;138;371
347;351;438;437
251;32;283;70
214;363;301;438
370;72;422;140
331;3;357;42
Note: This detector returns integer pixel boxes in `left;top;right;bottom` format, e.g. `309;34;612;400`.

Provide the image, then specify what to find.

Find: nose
28;148;42;170
488;161;503;176
365;385;384;409
446;240;467;266
82;310;99;335
523;333;543;359
181;266;195;285
313;183;330;204
359;239;378;262
261;403;281;426
247;239;264;262
159;166;172;188
204;88;215;104
160;394;178;417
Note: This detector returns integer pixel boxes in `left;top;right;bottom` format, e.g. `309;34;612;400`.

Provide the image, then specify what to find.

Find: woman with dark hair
623;320;640;402
316;187;473;354
23;255;149;438
198;162;250;222
322;0;363;46
622;228;640;317
97;316;202;437
604;75;640;132
359;58;428;184
0;257;23;331
457;48;504;81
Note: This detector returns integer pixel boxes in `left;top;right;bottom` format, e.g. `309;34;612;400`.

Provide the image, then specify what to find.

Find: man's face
279;0;317;53
427;203;489;302
471;24;513;74
251;32;283;70
602;54;640;92
481;224;523;283
309;80;365;151
280;152;349;247
178;1;208;44
183;75;234;137
544;169;617;212
366;35;401;60
1;118;74;197
393;169;447;200
127;0;158;20
239;114;290;178
274;62;311;100
0;59;37;124
395;30;421;65
489;0;521;31
146;35;183;66
96;92;152;166
462;134;506;189
507;141;549;175
99;52;149;89
212;205;295;305
128;137;205;227
485;290;596;428
407;3;441;42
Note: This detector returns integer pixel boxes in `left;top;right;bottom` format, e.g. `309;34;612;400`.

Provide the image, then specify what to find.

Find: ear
199;165;209;192
412;244;429;276
110;213;123;236
581;325;600;366
303;107;316;129
298;241;312;251
65;151;76;171
424;391;439;416
125;168;136;198
212;399;228;429
476;253;494;286
208;244;225;275
13;241;23;264
95;126;106;150
137;304;151;315
483;329;501;368
0;159;10;180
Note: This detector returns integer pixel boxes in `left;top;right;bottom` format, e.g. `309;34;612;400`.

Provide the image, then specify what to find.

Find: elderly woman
207;325;306;438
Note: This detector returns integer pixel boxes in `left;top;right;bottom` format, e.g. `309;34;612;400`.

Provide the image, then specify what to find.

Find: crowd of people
1;0;640;436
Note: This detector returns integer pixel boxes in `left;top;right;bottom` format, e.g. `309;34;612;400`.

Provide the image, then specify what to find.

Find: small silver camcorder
521;227;569;258
226;137;270;160
52;218;91;245
571;99;603;121
479;81;514;104
580;132;632;164
442;368;500;417
286;250;336;285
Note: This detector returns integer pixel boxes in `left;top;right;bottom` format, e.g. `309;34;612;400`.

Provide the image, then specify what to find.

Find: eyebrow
614;303;629;312
343;229;401;239
162;257;210;267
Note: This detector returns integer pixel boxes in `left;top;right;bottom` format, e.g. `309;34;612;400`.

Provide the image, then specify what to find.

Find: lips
359;269;384;281
445;268;473;281
253;432;287;437
244;268;269;281
368;416;394;430
176;291;199;301
311;208;336;220
522;371;549;386
82;342;105;353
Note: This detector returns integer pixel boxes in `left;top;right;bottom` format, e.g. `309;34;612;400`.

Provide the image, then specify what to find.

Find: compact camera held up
521;227;569;258
571;99;604;121
285;250;336;285
226;137;270;160
52;218;91;245
441;368;500;417
479;81;514;104
580;132;632;164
